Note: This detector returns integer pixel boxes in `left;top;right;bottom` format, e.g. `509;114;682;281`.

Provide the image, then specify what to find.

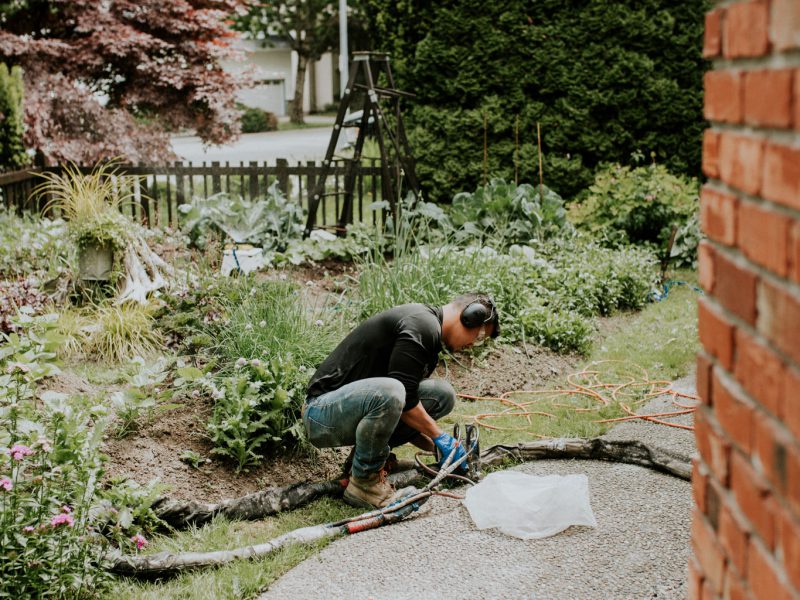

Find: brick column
693;1;800;599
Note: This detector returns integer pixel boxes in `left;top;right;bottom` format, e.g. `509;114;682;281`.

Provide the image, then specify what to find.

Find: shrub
354;235;659;354
238;104;278;134
569;162;700;262
364;0;707;201
518;301;593;354
0;63;28;170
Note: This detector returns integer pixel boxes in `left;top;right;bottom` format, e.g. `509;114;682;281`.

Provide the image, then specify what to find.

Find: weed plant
212;278;343;370
196;278;347;468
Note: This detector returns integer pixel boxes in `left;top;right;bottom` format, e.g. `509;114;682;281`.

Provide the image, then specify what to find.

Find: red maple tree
0;0;249;165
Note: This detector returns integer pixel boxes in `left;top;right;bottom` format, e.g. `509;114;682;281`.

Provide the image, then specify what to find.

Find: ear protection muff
460;298;496;330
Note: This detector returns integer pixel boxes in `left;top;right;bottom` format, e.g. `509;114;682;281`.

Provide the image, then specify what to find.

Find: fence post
248;161;259;200
306;161;317;217
173;161;184;227
276;159;289;197
211;161;221;194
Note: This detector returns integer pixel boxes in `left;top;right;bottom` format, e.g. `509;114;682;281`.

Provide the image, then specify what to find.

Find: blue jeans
303;378;456;479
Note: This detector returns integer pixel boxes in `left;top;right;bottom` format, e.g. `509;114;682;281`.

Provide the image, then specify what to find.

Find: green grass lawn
108;499;361;600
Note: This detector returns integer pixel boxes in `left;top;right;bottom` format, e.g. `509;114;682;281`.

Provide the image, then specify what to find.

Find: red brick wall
694;2;800;599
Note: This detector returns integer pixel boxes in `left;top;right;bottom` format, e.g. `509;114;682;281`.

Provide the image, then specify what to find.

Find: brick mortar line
710;49;800;71
704;226;800;298
697;399;800;538
711;361;798;454
703;466;797;584
703;178;800;222
707;122;800;149
699;251;800;377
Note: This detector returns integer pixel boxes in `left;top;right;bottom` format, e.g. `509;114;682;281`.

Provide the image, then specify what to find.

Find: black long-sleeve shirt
306;303;443;411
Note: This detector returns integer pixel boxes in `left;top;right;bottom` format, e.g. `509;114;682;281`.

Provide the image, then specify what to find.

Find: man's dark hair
451;292;500;338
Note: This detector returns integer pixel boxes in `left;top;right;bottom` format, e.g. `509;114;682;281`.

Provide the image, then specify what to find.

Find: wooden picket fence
0;159;388;230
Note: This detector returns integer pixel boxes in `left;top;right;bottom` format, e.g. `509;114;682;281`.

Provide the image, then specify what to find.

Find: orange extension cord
457;360;699;434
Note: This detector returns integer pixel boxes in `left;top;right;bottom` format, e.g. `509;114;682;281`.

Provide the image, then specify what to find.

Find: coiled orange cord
457;361;698;433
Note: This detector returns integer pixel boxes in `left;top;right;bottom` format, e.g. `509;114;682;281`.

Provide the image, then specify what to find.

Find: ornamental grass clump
56;304;164;363
35;161;177;303
37;161;134;278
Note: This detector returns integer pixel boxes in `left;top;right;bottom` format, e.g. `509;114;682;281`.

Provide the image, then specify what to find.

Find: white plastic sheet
463;471;597;539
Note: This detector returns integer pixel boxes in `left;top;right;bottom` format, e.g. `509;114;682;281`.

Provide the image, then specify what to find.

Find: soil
52;259;587;504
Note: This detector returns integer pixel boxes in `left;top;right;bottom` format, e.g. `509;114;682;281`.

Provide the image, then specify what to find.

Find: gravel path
259;375;697;600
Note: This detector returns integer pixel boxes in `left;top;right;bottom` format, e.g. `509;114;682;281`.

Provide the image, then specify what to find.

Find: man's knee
422;379;456;419
371;378;406;416
438;380;456;415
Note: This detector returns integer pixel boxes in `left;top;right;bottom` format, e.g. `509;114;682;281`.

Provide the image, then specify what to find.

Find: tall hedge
363;0;708;202
0;63;27;170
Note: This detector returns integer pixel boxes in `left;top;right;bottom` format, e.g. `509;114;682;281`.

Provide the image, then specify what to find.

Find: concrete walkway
258;376;697;600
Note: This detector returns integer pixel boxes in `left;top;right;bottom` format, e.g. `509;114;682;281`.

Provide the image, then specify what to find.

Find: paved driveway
170;123;340;165
258;376;697;600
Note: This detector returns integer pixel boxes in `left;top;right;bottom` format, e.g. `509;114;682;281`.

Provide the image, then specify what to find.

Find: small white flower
250;359;262;367
315;319;324;326
259;320;267;328
235;357;248;368
245;323;253;330
279;273;288;281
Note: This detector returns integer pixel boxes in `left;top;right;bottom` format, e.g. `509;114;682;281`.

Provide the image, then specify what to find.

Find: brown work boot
384;452;417;474
341;450;416;478
343;469;396;509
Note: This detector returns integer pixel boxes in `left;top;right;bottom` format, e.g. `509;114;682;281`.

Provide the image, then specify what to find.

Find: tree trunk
291;55;308;124
309;59;317;113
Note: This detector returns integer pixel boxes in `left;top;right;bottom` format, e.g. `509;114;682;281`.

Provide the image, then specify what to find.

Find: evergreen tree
364;0;708;202
0;63;27;170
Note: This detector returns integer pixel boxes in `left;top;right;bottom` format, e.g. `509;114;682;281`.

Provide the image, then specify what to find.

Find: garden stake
514;114;520;185
537;121;544;201
483;111;489;185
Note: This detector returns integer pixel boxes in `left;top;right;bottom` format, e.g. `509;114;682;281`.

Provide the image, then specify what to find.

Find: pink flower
131;533;148;550
61;505;72;514
10;444;33;461
22;526;34;533
50;513;74;528
0;477;12;491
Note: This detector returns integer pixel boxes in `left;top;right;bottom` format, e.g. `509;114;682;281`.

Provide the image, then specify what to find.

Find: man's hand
432;432;468;473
